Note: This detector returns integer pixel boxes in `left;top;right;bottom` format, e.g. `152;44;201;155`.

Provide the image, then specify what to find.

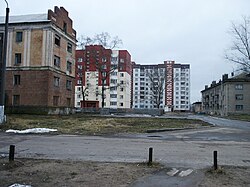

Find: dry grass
0;114;210;135
226;114;250;122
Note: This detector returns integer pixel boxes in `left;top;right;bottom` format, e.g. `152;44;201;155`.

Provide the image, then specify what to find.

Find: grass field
0;114;210;135
226;114;250;122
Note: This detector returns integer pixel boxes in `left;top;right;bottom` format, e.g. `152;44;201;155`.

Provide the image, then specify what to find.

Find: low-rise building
0;6;76;114
201;73;250;116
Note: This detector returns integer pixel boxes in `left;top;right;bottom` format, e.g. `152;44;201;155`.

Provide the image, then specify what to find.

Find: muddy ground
0;158;249;187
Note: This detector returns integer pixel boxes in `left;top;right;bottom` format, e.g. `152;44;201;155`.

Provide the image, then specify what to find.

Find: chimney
205;85;208;89
222;74;228;81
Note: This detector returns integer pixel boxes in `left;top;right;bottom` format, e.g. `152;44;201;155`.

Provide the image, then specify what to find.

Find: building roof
0;13;49;24
201;72;250;92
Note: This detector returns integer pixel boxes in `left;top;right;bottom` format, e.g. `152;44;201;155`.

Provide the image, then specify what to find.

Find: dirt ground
1;158;250;187
0;158;161;187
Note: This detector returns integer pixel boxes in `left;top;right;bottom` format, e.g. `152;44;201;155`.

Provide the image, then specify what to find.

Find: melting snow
9;184;32;187
6;128;57;134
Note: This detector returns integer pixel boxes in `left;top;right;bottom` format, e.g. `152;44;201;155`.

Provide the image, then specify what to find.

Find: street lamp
0;0;9;124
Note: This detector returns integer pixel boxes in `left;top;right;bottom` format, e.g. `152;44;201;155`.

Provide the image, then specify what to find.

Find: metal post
148;147;153;165
213;151;218;170
0;2;9;124
9;145;15;161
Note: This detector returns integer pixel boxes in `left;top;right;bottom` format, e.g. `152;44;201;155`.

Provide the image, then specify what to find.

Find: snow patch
9;184;32;187
6;128;57;134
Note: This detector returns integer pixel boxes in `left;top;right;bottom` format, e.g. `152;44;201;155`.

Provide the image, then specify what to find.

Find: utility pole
0;0;9;124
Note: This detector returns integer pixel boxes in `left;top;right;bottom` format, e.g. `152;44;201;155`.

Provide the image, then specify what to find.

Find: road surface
0;115;249;169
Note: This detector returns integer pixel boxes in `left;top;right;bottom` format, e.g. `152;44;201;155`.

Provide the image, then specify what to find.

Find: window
67;61;72;73
15;53;22;64
235;94;243;100
102;79;107;85
120;58;124;63
77;65;82;70
110;102;117;106
120;95;123;99
63;22;67;33
111;72;117;76
13;75;20;85
78;58;83;62
53;96;59;106
67;98;71;107
77;80;82;85
102;57;107;62
16;31;23;42
236;105;243;111
120;87;124;91
54;77;60;87
13;95;20;106
102;72;107;77
110;94;117;98
55;34;60;46
111;79;117;84
66;80;72;90
120;103;124;106
110;87;117;91
235;84;243;90
54;55;61;68
111;57;118;62
120;73;124;77
101;65;107;70
67;43;72;53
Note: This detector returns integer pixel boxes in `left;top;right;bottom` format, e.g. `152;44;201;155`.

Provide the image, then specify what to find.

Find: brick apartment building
75;45;132;108
132;61;190;112
0;6;76;114
201;73;250;116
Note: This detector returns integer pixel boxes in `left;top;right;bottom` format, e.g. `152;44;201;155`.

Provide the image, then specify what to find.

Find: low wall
77;108;164;116
5;106;75;115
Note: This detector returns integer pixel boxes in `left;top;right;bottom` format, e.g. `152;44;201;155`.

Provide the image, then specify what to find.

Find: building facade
0;6;76;113
131;61;190;112
201;73;250;116
173;64;190;111
75;45;132;108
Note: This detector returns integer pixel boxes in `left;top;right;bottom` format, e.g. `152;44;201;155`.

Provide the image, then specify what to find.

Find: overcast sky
1;0;249;103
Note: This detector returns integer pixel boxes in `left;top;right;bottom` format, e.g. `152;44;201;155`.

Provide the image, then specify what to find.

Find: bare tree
77;33;123;108
225;16;250;73
77;35;93;50
147;68;166;109
77;32;123;50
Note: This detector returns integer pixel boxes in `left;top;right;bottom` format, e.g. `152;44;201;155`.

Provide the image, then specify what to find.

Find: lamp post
0;0;9;124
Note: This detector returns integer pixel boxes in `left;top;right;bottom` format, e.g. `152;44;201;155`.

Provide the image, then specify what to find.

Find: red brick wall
48;6;76;40
5;69;75;108
118;50;132;75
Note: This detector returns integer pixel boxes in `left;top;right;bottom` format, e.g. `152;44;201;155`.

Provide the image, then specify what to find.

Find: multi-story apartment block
173;64;190;111
201;73;250;116
132;61;190;112
0;6;76;114
75;45;132;108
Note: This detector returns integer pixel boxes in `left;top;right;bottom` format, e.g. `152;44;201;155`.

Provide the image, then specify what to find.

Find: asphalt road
0;115;249;169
